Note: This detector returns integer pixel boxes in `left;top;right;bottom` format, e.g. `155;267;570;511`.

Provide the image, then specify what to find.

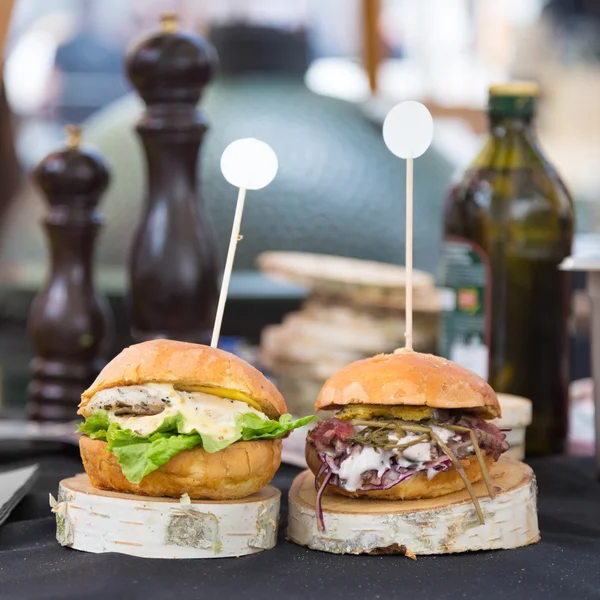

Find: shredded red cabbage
315;470;332;532
315;461;327;491
317;451;452;490
308;412;509;532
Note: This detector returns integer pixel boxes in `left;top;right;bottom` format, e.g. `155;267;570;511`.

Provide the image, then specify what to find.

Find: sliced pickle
337;404;433;422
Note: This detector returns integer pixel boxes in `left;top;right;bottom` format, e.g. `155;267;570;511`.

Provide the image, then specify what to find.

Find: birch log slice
53;474;280;558
287;458;539;555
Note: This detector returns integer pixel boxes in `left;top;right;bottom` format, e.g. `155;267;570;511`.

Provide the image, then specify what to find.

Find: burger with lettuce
78;340;314;499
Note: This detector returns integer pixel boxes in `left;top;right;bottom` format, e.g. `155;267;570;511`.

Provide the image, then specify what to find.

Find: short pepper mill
125;14;219;343
27;126;114;422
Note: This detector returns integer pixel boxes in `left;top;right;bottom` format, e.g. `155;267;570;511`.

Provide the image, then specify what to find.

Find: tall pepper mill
125;14;219;342
27;126;114;421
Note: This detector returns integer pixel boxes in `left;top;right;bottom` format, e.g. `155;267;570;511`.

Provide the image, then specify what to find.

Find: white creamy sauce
391;433;432;463
431;425;455;444
338;446;395;492
387;432;423;453
338;423;462;492
402;442;431;463
91;384;267;439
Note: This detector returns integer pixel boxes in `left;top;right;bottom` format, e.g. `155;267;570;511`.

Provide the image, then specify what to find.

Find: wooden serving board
53;474;280;559
287;458;539;555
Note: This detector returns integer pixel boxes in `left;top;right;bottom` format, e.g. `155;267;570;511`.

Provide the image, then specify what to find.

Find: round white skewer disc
220;138;278;190
383;101;434;159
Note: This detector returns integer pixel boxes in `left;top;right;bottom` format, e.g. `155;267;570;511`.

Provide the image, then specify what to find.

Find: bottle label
438;238;490;380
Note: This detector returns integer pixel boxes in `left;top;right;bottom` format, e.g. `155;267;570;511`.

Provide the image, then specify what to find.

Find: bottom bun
80;436;282;500
306;443;494;500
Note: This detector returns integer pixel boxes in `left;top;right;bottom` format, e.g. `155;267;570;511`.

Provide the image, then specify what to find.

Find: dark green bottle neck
472;113;545;170
488;115;535;138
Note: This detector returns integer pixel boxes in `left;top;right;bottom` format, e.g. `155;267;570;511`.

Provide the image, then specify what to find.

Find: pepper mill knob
126;13;216;107
125;15;220;342
27;126;114;422
34;125;109;209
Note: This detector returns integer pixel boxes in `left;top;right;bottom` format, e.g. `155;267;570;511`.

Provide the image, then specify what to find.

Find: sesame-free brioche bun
80;436;282;500
316;348;500;420
79;339;286;419
305;443;494;500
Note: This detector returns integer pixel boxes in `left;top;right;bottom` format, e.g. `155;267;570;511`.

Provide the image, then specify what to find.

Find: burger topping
81;383;263;417
308;417;353;455
336;446;395;492
399;439;431;463
108;391;267;440
431;425;455;444
85;383;175;417
83;385;271;441
180;385;263;411
78;385;318;485
337;405;434;422
308;411;509;530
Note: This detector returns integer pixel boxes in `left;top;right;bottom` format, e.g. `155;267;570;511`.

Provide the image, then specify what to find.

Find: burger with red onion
306;349;509;529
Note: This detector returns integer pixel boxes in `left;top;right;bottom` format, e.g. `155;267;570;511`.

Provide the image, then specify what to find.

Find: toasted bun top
80;340;286;419
316;348;500;419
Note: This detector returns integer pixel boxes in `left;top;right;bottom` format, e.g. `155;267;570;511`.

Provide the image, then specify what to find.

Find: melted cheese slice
105;385;267;440
180;386;262;411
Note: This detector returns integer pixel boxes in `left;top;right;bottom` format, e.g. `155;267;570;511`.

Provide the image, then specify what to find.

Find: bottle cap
488;81;540;97
488;81;539;118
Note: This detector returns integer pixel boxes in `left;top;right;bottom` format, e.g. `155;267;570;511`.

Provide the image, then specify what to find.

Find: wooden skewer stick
382;101;433;351
212;137;278;348
405;157;414;350
210;187;247;348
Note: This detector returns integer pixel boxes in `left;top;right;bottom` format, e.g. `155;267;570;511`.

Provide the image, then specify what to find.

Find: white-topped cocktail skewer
211;138;278;348
382;101;433;350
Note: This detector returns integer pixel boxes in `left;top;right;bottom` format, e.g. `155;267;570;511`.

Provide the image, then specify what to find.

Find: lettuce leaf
77;410;110;440
238;413;318;440
107;423;202;484
77;409;318;484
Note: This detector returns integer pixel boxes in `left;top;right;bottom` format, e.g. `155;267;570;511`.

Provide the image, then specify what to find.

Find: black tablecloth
0;446;599;600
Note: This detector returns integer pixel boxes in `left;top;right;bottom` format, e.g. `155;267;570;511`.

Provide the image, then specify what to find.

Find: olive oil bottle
439;82;574;455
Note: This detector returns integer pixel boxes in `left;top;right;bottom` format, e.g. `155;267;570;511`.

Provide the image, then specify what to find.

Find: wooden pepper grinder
125;14;219;342
27;125;114;421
